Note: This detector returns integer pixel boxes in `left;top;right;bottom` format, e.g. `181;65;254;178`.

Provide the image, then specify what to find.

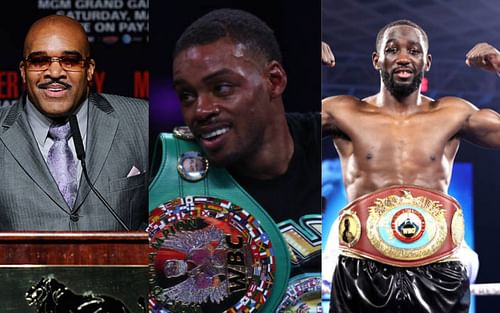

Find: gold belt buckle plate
366;190;450;261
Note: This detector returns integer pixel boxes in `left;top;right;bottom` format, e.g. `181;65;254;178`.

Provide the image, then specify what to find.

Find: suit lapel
74;93;118;210
0;101;70;213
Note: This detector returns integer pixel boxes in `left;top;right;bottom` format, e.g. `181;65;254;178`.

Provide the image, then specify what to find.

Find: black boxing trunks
330;255;470;313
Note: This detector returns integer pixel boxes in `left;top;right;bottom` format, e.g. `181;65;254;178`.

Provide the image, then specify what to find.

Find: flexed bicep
463;108;500;149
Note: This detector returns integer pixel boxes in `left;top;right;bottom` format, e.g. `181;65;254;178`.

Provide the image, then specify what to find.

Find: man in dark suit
0;15;148;230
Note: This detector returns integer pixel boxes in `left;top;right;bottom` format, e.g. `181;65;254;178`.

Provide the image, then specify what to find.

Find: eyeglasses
23;55;90;72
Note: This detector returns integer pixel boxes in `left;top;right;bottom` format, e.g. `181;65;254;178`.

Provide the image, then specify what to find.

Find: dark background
323;0;500;310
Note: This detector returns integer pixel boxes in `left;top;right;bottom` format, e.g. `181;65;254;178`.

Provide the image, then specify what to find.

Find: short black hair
173;8;282;63
375;19;429;53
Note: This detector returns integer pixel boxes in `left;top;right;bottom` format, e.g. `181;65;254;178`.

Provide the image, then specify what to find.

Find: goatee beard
382;70;423;99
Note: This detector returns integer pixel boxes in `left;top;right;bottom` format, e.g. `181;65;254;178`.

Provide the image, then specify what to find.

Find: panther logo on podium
25;276;131;313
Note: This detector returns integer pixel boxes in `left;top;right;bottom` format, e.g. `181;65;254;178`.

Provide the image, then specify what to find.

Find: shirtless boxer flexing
322;20;500;313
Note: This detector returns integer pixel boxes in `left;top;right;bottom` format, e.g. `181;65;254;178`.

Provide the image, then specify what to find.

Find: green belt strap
148;132;291;312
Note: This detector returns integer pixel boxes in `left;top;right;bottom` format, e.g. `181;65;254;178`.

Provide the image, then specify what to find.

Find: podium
0;231;148;265
0;231;149;313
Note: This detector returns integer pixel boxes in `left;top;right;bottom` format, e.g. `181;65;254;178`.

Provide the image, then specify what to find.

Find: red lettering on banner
134;70;149;98
0;71;19;99
93;71;106;93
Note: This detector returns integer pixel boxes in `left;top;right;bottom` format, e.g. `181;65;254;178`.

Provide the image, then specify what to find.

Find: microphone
69;115;85;161
69;115;130;231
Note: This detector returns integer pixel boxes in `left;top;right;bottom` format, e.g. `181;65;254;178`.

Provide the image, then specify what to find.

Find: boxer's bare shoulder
322;95;376;133
322;95;361;111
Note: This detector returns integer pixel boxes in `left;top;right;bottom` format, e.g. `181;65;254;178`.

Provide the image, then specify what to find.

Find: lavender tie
47;122;77;207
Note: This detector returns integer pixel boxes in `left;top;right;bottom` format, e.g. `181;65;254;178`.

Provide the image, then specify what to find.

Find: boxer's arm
321;41;336;136
322;96;337;136
465;42;500;73
322;41;335;67
462;43;500;148
322;95;357;138
463;107;500;149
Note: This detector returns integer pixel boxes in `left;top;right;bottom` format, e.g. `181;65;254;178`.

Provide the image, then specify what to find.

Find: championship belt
148;129;291;312
275;273;322;312
277;216;322;313
338;185;464;267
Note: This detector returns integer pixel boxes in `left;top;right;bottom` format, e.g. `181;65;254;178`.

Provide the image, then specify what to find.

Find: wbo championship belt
338;185;464;267
148;128;290;312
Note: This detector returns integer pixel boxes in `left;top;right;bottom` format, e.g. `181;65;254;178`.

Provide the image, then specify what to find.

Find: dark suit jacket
0;92;148;230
